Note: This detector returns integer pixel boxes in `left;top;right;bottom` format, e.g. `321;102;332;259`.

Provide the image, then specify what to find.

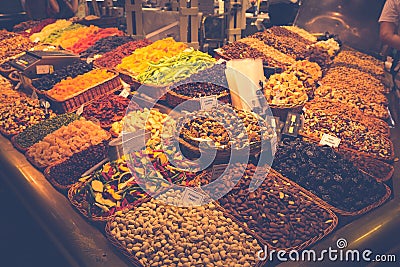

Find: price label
270;135;278;156
76;104;85;116
211;164;228;181
36;65;52;75
319;133;341;148
282;112;301;137
200;95;217;110
31;90;38;100
181;188;205;206
119;87;130;98
216;58;226;64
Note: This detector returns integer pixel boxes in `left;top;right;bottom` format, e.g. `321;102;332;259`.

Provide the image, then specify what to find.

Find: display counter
0;113;399;267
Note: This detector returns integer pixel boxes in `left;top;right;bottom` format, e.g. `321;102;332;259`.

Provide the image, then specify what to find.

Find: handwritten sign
181;188;205;206
76;104;85;116
200;95;217;110
319;133;341;148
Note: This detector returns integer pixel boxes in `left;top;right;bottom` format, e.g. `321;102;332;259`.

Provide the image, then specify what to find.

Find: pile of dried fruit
29;19;72;42
82;94;136;128
273;138;389;212
304;98;390;137
0;98;54;136
94;39;152;69
13;113;80;150
264;72;308;107
170;63;229;97
42;23;85;44
196;163;336;249
333;47;384;79
70;155;149;219
178;105;275;149
111;108;176;148
238;37;295;68
26;118;109;167
54;25;100;48
68;28;124;54
0;34;34;62
79;35;134;58
218;42;269;62
282;26;317;43
108;189;263;267
136;49;216;85
321;66;388;95
117;37;187;76
301;107;393;160
32;60;93;91
46;69;115;101
252;27;309;60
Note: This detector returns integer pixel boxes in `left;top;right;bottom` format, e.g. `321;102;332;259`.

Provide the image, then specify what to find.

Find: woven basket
117;70;141;90
269;104;304;121
0;127;17;139
43;136;110;192
320;183;392;217
10;134;30;153
198;167;338;252
268;169;339;251
178;136;263;165
45;71;122;113
68;181;146;223
105;195;268;267
335;149;394;182
299;132;395;163
166;89;231;111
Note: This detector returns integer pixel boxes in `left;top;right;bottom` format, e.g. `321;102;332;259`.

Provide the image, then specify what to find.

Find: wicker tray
166;89;231;111
45;71;122;113
199;167;338;252
0;127;16;139
10;134;29;153
320;182;391;217
299;132;395;163
105;195;268;267
179;136;263;164
334;148;394;182
269;104;305;121
43;137;110;191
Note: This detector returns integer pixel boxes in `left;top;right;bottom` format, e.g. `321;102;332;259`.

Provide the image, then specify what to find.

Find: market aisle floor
0;185;69;267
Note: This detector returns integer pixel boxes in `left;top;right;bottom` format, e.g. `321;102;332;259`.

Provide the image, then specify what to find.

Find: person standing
24;0;78;19
47;0;78;19
379;0;400;49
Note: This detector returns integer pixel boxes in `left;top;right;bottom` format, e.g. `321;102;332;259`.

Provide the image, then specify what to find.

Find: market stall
0;16;399;267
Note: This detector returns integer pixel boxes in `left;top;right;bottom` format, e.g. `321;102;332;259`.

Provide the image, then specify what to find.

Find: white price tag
200;95;217;110
181;188;205;206
216;58;226;64
119;88;130;98
270;135;278;155
31;90;38;100
36;65;52;75
319;133;341;148
76;104;85;116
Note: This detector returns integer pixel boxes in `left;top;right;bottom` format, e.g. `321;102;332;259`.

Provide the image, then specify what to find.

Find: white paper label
181;188;205;206
200;95;217;110
31;90;38;100
216;58;226;64
76;104;85;116
119;88;130;98
270;135;278;155
36;65;51;75
319;133;341;148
